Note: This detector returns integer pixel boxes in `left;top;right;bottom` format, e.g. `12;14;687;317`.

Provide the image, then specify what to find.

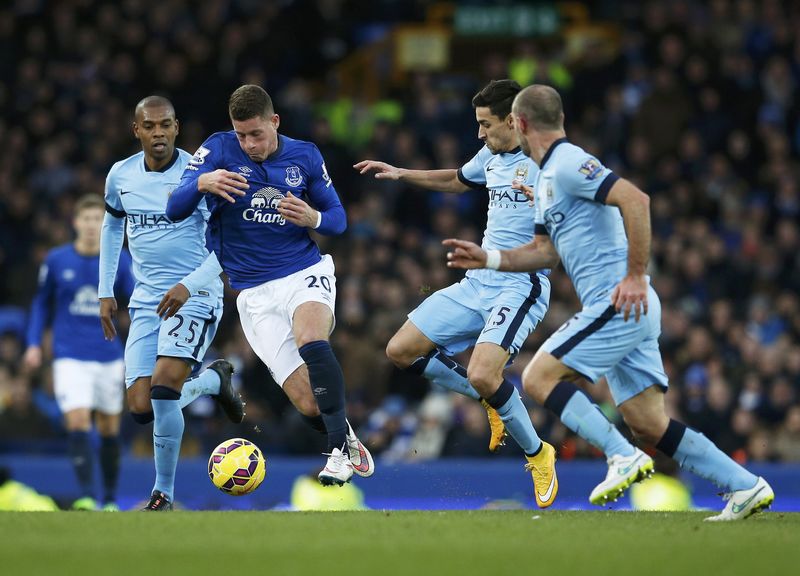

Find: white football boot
590;448;655;505
704;477;774;521
318;447;354;486
345;420;375;477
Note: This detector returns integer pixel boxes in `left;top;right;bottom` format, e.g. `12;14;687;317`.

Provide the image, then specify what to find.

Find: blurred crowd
1;0;799;464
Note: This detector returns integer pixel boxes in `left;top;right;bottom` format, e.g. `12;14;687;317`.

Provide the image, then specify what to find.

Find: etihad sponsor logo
127;213;174;228
488;188;530;209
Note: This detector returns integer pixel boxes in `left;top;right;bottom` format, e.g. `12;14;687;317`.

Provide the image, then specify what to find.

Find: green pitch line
2;510;798;576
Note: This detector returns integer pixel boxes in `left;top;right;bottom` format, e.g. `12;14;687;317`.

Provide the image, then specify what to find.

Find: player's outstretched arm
354;160;469;194
605;178;651;322
444;235;559;272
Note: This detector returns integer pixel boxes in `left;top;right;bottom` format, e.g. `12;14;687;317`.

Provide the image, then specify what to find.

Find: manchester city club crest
513;162;529;183
285;166;303;187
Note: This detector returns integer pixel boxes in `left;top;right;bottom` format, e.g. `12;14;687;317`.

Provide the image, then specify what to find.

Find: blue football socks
99;435;121;504
299;340;348;454
68;430;94;498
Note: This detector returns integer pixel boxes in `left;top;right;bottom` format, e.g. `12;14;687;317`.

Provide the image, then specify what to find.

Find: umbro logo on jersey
238;166;252;176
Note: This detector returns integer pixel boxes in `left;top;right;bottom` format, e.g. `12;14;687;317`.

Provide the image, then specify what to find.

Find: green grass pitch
2;510;797;576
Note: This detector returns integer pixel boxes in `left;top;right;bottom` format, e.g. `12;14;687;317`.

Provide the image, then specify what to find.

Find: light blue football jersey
532;138;627;307
458;145;549;293
99;149;223;308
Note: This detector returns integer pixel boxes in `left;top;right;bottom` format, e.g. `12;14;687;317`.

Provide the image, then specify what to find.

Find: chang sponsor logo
243;187;286;225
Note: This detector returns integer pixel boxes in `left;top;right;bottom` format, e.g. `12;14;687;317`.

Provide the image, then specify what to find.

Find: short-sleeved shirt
532;138;625;307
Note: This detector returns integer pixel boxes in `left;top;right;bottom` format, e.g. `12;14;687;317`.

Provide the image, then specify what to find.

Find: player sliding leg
387;322;507;452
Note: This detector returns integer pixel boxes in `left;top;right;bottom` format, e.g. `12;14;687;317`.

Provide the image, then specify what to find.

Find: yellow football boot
525;441;558;508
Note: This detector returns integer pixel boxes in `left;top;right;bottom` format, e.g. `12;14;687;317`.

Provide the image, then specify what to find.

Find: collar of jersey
143;149;179;173
540;137;568;170
501;146;522;156
259;134;284;164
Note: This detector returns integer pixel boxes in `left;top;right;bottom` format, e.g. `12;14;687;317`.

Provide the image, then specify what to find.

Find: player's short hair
513;85;564;130
471;79;522;119
134;95;175;118
74;194;105;215
229;85;274;121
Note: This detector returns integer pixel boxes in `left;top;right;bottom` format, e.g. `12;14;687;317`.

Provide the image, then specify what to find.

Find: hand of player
353;160;401;180
277;192;319;228
442;238;488;269
511;181;535;203
157;283;190;319
99;297;118;340
611;275;649;322
23;346;42;371
198;169;249;203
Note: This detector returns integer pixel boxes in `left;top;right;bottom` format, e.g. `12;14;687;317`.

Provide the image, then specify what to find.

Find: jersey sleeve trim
457;168;484;189
105;202;126;218
534;224;549;236
594;173;619;204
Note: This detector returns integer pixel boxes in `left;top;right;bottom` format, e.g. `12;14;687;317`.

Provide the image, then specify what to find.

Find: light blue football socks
486;379;542;455
545;382;635;457
658;419;758;492
179;368;221;408
409;350;480;400
151;386;184;501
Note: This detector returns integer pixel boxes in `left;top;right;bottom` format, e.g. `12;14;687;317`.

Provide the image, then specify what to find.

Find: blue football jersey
171;132;346;289
99;149;223;308
27;244;134;361
532;138;626;307
458;145;549;295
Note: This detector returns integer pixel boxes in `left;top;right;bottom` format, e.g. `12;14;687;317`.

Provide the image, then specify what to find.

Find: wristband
314;211;322;229
485;249;502;270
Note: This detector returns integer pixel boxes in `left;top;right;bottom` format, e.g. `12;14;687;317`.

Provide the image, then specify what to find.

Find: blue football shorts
408;274;550;360
124;298;223;388
541;285;669;405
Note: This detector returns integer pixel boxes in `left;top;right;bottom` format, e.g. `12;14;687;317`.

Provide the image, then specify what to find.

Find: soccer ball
208;438;266;496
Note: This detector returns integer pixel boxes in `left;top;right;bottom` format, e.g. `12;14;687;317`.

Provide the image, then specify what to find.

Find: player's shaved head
229;85;274;121
513;85;564;131
134;95;175;121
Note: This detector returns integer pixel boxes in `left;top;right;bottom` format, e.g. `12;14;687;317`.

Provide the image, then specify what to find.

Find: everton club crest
285;166;303;187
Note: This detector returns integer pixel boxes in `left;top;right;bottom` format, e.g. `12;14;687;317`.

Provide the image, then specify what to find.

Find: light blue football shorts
408;274;550;360
541;285;669;405
124;298;223;388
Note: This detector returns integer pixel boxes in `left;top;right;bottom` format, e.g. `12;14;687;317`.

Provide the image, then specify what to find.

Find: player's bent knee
385;337;413;369
466;366;497;396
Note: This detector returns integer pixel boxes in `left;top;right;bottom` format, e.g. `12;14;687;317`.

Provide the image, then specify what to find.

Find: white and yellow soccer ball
208;438;266;496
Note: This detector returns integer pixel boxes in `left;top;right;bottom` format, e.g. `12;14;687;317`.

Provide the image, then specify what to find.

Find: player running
355;80;560;507
445;84;774;520
99;96;244;511
166;85;373;486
